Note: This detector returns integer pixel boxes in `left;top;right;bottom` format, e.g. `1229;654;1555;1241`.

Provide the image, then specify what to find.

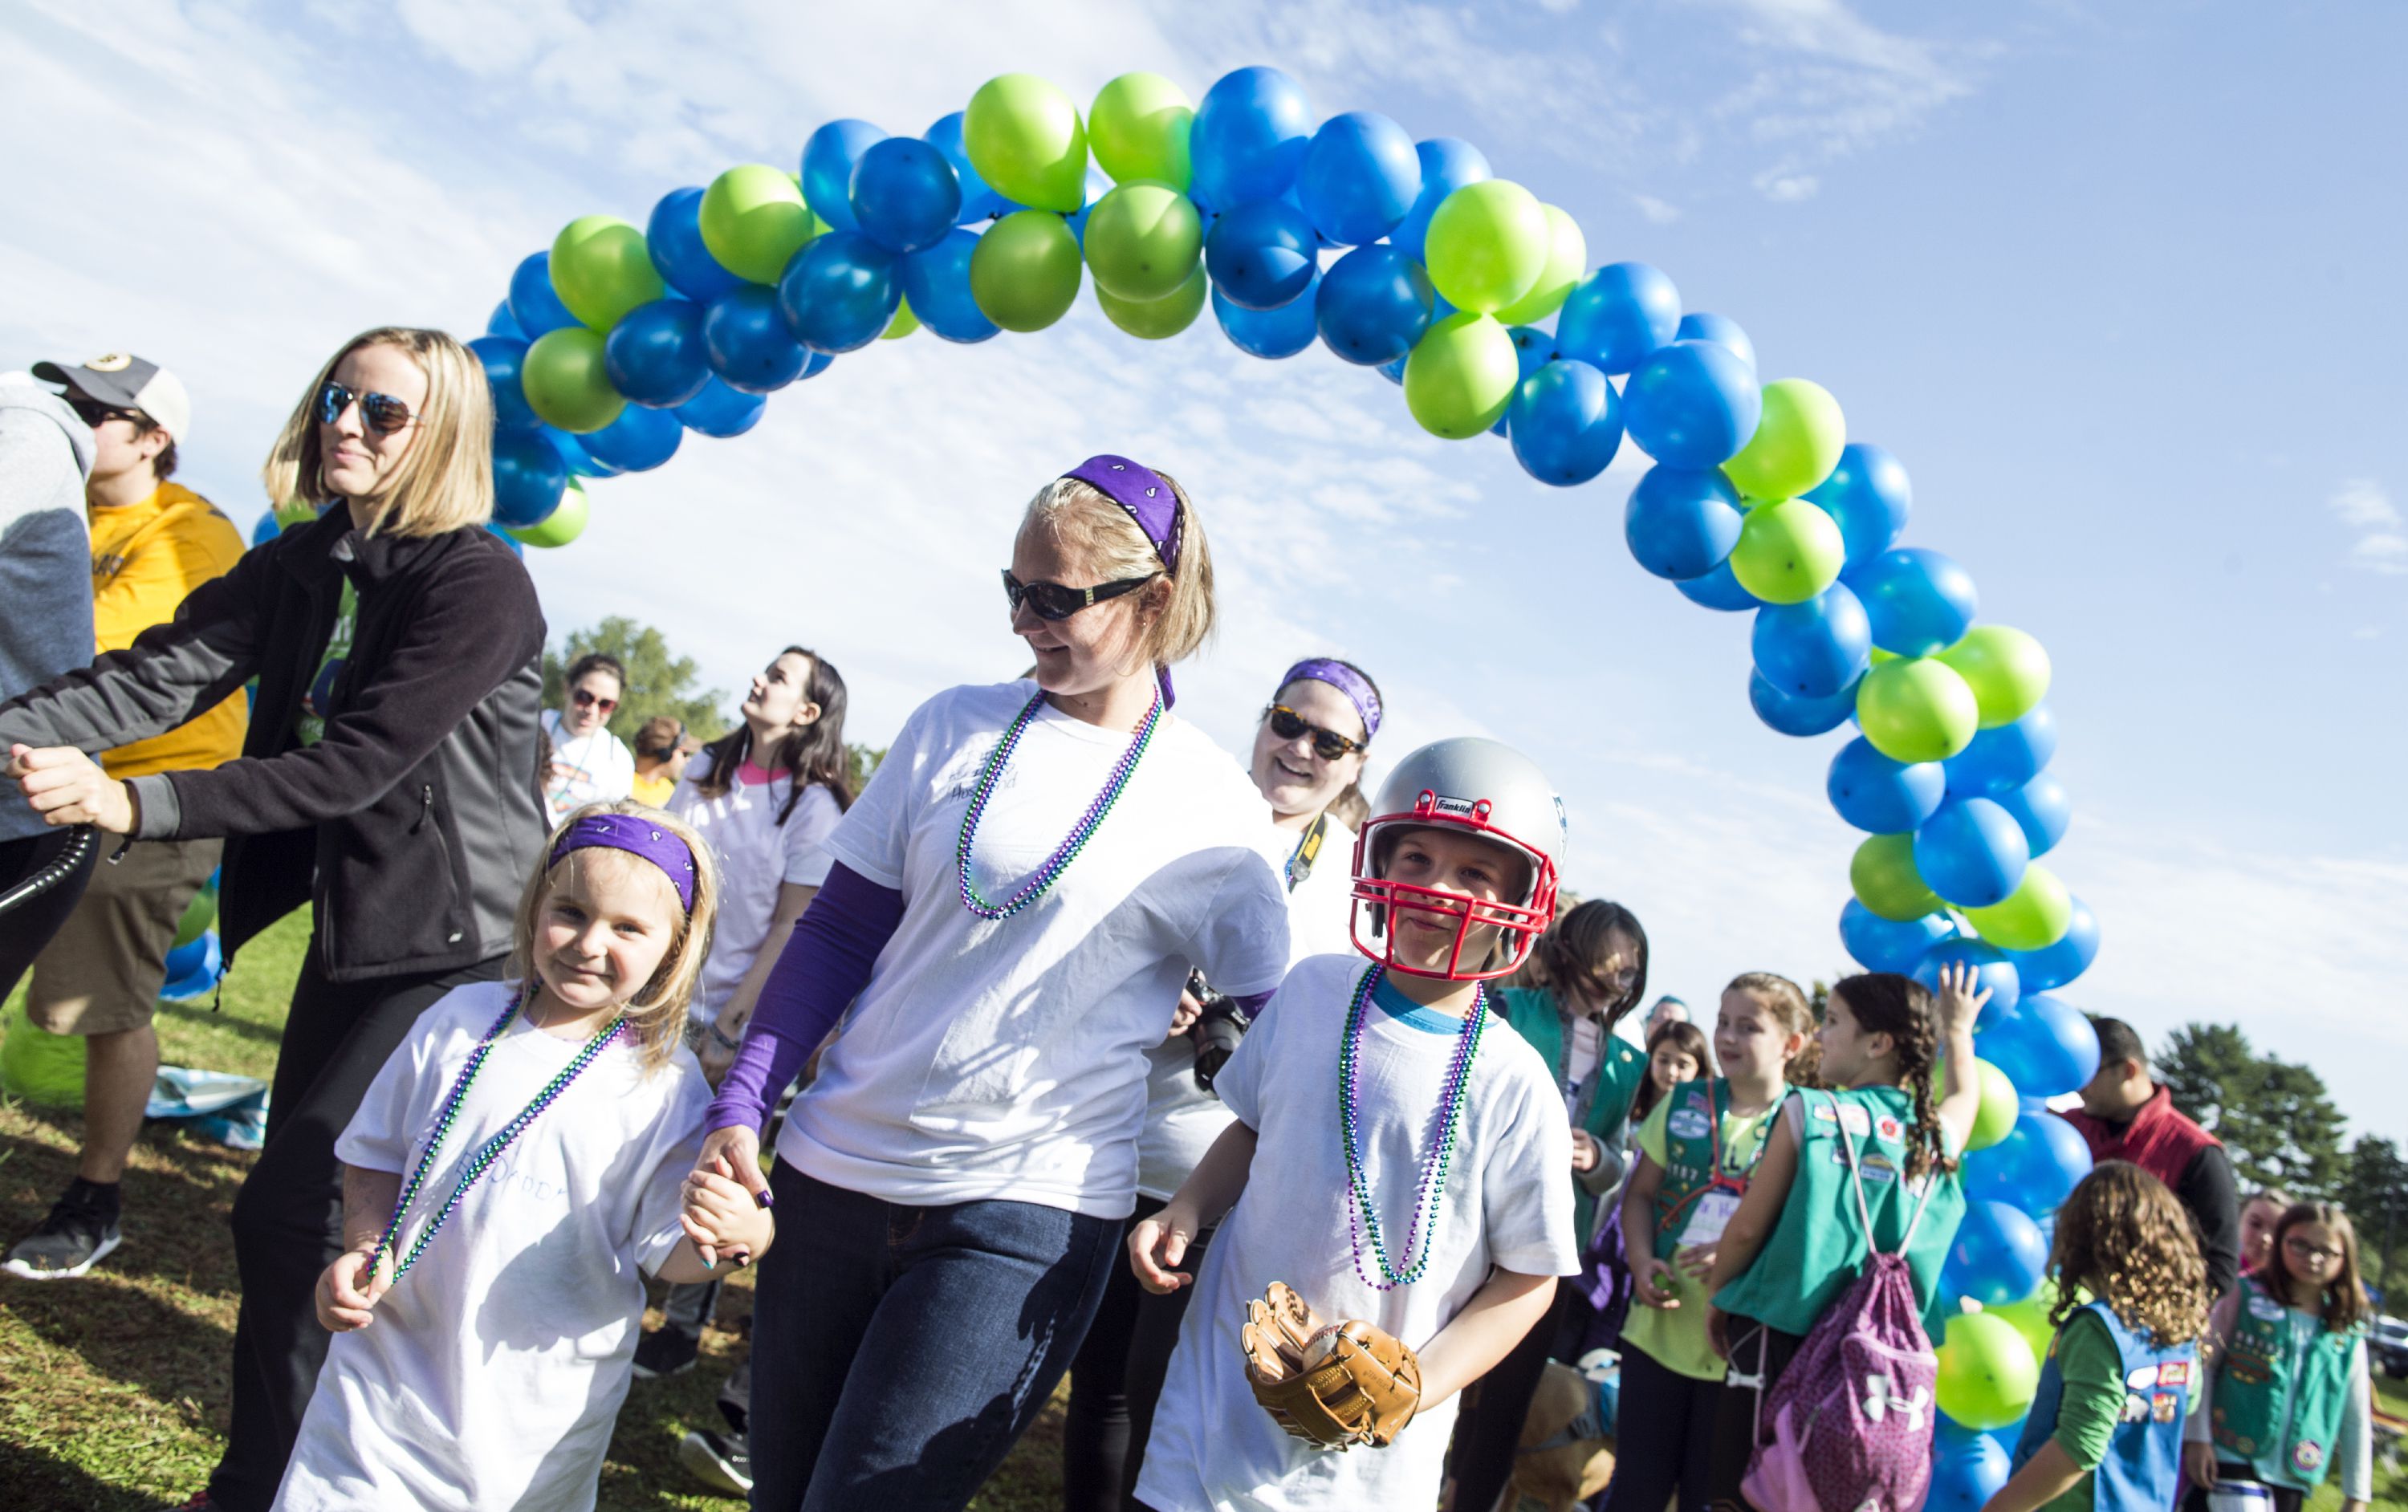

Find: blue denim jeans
747;1161;1124;1512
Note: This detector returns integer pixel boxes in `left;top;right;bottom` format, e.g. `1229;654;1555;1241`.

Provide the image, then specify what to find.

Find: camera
1187;970;1251;1092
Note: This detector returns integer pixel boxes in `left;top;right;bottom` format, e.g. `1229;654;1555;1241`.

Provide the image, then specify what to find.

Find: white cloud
2329;477;2407;575
1757;172;1821;202
1632;193;1682;224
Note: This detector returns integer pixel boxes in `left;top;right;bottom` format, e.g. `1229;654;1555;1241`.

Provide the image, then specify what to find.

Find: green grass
0;907;1064;1511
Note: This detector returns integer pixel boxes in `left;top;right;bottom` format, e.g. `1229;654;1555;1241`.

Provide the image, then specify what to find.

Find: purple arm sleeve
1232;990;1274;1019
706;861;908;1135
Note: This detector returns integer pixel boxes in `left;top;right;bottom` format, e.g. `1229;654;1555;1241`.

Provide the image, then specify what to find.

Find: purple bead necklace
1340;964;1489;1290
955;684;1162;921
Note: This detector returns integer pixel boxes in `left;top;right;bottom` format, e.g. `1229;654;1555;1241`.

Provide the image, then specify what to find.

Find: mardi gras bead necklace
955;685;1162;920
1340;964;1488;1290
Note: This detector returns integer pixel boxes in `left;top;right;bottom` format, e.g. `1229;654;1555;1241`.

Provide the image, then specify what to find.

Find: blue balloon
801;118;887;232
1842;547;1979;658
1389;138;1491;264
1556;262;1682;376
673;375;767;438
466;335;542;433
250;510;284;546
1926;1430;2011;1512
486;300;525;340
1625;465;1745;581
1807;443;1913;565
483;521;525;557
1312;246;1432;364
1377;355;1407;384
1827;736;1946;835
704;284;811;392
1624;340;1763;468
1976;993;2101;1099
1191;67;1313;210
1841;899;1955;974
1214;271;1320;358
850;137;962;254
925;112;1004;224
1205;197;1320;311
1945;707;2058;799
1749;667;1860;737
1915;796;2031;909
1063;166;1114;246
900;229;1000;344
1913;937;2022;1023
603;298;712;408
1752;582;1872;700
645;185;745;304
1508;360;1622;487
507;252;578;339
544;425;618;479
490;427;568;529
1487;325;1552;437
1674;311;1755;372
1942;1199;2048;1308
776;230;901;355
1296;111;1420;246
577;402;683;473
2004;896;2098;992
1964;1108;2092;1216
1678;559;1763;612
161;930;222;1001
1994;771;2072;858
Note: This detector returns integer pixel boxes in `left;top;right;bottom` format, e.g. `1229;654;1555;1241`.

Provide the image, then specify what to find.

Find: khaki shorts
26;836;222;1035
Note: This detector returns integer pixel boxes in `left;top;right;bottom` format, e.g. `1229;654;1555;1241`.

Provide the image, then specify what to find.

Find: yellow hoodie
89;482;248;779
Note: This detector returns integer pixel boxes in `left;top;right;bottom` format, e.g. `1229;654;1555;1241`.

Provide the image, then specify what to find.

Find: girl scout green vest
2211;1275;2363;1487
1494;986;1645;1238
1652;1079;1763;1261
1711;1084;1965;1338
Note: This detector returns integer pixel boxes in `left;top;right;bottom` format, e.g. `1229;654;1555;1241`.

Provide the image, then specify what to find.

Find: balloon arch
445;64;2092;1486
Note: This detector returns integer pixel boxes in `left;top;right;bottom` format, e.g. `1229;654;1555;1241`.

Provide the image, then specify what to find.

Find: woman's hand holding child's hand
685;1126;771;1267
681;1162;773;1268
315;1246;393;1332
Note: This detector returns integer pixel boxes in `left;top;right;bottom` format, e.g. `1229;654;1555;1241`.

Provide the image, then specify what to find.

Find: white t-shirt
1134;815;1360;1200
1135;953;1580;1512
274;981;710;1512
782;681;1291;1218
669;755;841;1022
541;709;636;825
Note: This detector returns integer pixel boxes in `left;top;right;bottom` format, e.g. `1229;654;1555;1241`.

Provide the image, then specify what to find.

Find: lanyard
1283;811;1328;893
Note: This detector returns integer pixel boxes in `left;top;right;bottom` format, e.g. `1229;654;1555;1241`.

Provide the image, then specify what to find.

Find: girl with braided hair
1701;965;1985;1508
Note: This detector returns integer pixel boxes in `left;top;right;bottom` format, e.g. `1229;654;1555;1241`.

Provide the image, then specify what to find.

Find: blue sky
5;1;2403;1139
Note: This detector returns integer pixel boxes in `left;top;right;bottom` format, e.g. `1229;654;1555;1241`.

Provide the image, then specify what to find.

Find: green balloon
550;215;665;331
1854;656;1980;763
1423;181;1550;315
508;480;589;548
1965;864;2072;952
1938;625;2052;728
1967;1059;2018;1151
173;883;218;949
1089;72;1193;189
1405;312;1519;439
970;209;1084;332
883;298;918;340
0;998;86;1108
521;328;624;434
1987;1278;2064;1364
699;165;820;286
1727;498;1845;605
1094;265;1206;340
966;72;1089;213
1850;833;1941;921
1492;204;1586;326
1937;1311;2040;1431
1084;181;1204;303
1724;378;1846;502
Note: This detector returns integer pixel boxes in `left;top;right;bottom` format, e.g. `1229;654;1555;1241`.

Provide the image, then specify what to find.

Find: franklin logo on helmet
1347;737;1566;980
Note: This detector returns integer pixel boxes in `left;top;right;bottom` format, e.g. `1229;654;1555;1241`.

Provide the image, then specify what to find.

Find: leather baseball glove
1239;1280;1422;1449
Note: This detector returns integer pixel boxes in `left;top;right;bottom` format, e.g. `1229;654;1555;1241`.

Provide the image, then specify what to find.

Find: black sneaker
632;1324;701;1379
677;1429;753;1494
4;1183;123;1280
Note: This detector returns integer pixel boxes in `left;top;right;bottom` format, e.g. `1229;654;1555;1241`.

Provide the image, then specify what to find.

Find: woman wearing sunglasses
689;456;1291;1512
1061;656;1381;1510
542;651;636;823
0;327;547;1512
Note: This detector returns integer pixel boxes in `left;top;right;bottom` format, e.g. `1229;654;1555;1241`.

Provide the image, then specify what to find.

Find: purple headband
549;813;698;913
1061;453;1186;708
1282;657;1382;742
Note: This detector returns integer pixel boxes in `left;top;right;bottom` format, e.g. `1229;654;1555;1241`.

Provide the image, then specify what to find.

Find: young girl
1633;1017;1714;1127
2184;1201;2375;1512
2236;1185;2293;1278
1703;966;1984;1506
1614;972;1813;1512
1128;737;1581;1512
543;652;636;823
1982;1161;2207;1512
273;802;771;1511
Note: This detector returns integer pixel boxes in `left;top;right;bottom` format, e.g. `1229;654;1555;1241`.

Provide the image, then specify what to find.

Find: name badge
1679;1189;1741;1246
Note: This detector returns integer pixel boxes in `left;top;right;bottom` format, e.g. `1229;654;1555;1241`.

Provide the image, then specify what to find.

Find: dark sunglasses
1264;704;1366;761
67;396;140;429
316;380;418;436
1001;569;1158;622
571;688;619;713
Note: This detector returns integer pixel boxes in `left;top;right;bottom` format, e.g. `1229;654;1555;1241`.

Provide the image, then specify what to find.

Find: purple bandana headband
549;813;698;913
1282;657;1382;742
1061;453;1185;708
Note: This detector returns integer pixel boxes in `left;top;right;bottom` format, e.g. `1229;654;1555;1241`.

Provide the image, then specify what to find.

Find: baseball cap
33;352;192;445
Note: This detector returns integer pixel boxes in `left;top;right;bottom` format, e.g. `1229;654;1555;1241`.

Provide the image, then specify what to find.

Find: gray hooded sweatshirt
0;375;96;843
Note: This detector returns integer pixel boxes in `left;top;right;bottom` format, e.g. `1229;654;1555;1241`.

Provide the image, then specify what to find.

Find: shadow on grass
157;990;294;1050
0;1116;254;1295
6;1274;236;1439
0;1438;165;1512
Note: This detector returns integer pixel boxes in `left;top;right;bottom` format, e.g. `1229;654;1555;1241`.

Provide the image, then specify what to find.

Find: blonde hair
1019;468;1215;669
1726;971;1815;1043
263;327;494;537
510;800;721;1073
2049;1161;2210;1346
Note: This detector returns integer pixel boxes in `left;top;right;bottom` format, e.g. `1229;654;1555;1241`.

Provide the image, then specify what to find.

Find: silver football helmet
1349;737;1568;980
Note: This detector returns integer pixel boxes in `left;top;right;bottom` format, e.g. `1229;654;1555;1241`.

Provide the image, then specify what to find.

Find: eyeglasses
571;688;619;713
316;380;418;436
1263;705;1366;761
2284;1236;2343;1263
1000;569;1157;622
67;396;140;430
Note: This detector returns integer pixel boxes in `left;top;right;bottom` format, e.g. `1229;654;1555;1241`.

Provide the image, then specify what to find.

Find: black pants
1447;1278;1588;1512
0;829;97;1000
1604;1343;1722;1512
205;942;501;1512
1706;1320;1804;1512
1060;1199;1211;1512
